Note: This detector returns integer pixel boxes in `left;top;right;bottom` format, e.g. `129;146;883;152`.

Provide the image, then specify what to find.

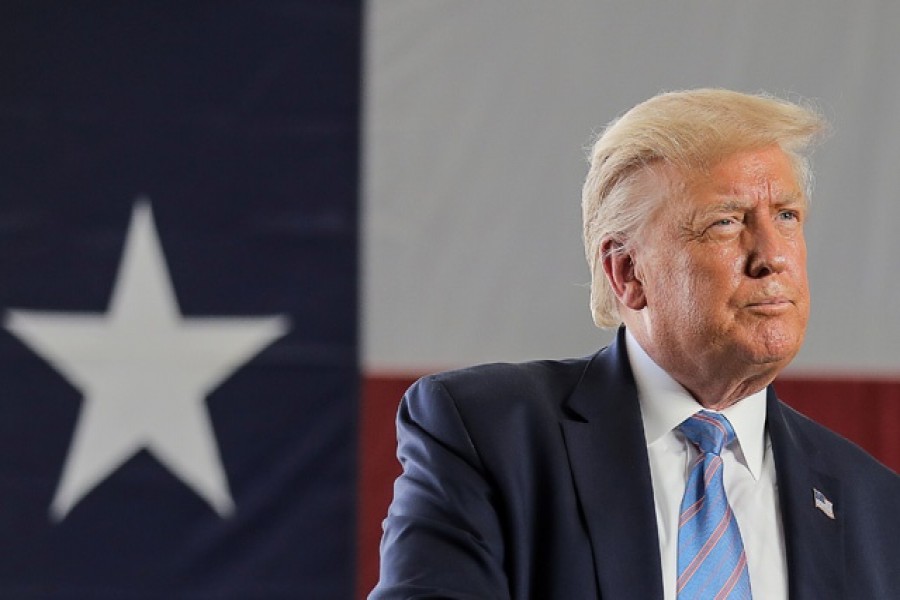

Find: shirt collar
625;329;768;480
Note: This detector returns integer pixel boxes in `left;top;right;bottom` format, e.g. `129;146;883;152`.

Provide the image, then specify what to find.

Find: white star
4;200;290;521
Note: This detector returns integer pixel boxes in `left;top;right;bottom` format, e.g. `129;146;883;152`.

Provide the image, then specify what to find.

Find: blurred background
1;1;898;597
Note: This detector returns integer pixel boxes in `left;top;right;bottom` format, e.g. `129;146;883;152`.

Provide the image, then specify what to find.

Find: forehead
688;146;803;204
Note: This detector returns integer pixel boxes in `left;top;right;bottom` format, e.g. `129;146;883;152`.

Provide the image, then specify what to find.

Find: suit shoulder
402;353;600;430
425;355;592;404
779;401;900;487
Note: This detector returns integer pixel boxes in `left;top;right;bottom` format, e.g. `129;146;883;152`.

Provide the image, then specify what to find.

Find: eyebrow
774;192;807;207
704;192;806;214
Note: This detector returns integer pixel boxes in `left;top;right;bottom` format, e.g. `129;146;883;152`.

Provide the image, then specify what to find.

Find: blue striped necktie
676;411;752;599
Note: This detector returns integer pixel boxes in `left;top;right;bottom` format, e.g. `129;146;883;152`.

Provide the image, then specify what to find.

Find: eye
777;209;801;222
711;215;741;228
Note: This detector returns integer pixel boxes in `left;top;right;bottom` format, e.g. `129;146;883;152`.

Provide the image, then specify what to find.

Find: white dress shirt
625;331;788;600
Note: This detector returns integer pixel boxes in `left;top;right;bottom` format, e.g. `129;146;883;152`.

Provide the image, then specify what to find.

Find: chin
744;333;803;367
733;320;805;367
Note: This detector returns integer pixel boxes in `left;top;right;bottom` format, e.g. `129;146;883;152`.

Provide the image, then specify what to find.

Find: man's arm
369;376;510;600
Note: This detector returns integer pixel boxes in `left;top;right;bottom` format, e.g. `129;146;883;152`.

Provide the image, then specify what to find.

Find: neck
676;372;774;410
623;321;783;410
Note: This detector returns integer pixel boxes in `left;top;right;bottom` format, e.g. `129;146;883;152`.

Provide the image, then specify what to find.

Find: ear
600;238;647;311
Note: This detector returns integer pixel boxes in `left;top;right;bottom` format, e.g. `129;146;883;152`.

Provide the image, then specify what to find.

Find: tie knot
678;410;735;456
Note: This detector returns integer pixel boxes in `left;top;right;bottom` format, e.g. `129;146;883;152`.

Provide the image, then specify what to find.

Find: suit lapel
561;331;663;599
767;390;845;600
560;332;846;599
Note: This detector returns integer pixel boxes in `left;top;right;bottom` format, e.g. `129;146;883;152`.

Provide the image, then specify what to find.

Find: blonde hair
582;88;827;327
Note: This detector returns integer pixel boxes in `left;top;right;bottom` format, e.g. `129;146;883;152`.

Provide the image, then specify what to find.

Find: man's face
633;146;809;382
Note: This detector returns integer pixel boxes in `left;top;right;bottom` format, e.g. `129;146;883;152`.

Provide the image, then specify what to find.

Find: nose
746;220;788;278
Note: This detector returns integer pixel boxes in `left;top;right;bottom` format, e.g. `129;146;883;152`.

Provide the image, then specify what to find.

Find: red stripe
694;412;729;446
714;551;748;600
704;456;723;485
357;375;416;598
679;496;705;526
677;510;734;591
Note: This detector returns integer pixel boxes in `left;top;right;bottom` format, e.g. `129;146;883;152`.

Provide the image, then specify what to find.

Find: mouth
745;297;794;314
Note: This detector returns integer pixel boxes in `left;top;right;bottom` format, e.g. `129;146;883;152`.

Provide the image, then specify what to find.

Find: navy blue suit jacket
371;330;900;599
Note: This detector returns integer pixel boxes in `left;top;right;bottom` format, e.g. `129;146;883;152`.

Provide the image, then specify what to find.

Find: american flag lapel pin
813;488;835;519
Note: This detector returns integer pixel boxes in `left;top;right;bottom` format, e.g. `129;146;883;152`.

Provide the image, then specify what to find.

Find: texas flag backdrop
1;3;358;598
2;2;900;598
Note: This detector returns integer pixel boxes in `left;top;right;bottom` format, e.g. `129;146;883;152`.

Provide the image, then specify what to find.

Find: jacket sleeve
369;375;510;600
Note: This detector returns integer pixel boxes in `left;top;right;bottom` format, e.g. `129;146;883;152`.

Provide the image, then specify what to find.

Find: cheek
677;252;745;335
788;242;810;301
796;275;811;321
659;257;714;328
692;249;744;299
790;236;808;270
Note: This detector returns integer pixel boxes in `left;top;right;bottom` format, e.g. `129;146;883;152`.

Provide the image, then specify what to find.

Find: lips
743;296;795;316
747;297;792;306
744;283;794;308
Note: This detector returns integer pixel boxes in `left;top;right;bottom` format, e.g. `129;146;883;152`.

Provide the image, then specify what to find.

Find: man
370;89;900;599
